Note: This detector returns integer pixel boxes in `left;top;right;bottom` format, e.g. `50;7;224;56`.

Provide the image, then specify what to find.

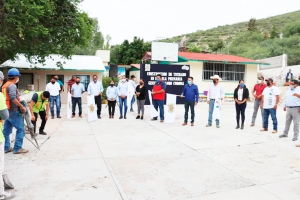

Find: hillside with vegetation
161;10;300;65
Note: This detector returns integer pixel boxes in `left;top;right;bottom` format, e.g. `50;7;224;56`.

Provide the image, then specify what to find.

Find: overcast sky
80;0;299;45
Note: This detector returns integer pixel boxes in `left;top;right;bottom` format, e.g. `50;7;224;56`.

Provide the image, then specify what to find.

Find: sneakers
296;144;300;147
39;131;47;135
0;191;15;199
119;115;123;119
250;124;255;127
191;123;194;126
236;125;240;129
216;125;220;128
71;115;75;118
141;116;143;120
51;116;54;119
160;120;164;123
14;148;29;154
206;124;212;127
57;116;61;119
292;138;298;141
124;116;127;119
136;116;140;119
97;115;101;119
182;122;187;126
272;130;277;134
260;128;268;131
5;147;13;154
151;118;157;121
279;134;288;138
241;124;244;130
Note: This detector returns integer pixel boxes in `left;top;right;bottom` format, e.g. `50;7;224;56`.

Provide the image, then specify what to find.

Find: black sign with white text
140;64;190;105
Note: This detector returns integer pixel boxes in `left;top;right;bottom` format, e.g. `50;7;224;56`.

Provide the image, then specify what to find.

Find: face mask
187;81;191;85
93;79;97;83
156;79;160;83
290;85;295;90
110;84;114;87
257;80;261;84
51;81;55;84
267;82;271;86
122;79;126;82
240;83;245;88
213;80;217;84
16;77;19;84
0;83;2;87
140;82;143;85
76;81;80;84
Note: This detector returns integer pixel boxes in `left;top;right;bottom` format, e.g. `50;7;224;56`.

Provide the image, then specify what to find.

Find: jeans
108;100;116;116
153;100;164;120
137;99;145;116
94;95;102;116
31;110;47;133
3;111;25;153
130;96;135;111
235;102;247;125
119;96;128;116
208;99;219;125
72;97;82;116
50;95;61;117
263;108;278;130
251;99;264;125
184;101;195;123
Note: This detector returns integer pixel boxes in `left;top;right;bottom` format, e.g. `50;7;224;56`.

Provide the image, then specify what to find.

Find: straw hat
210;75;222;81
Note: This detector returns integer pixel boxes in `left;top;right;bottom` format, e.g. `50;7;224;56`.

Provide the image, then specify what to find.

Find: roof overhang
1;54;106;72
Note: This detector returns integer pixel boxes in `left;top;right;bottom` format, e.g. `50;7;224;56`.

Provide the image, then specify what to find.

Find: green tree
0;0;94;65
282;21;300;37
247;18;257;31
210;40;224;52
110;37;150;65
270;25;279;39
188;45;202;53
73;18;105;55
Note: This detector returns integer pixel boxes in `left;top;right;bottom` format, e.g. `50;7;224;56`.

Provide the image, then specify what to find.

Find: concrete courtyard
4;101;300;200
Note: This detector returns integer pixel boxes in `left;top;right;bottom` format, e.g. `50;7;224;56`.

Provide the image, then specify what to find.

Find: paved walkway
4;102;300;200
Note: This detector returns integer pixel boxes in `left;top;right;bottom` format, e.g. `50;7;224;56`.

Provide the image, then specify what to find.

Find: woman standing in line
136;78;147;120
106;80;118;118
234;79;249;129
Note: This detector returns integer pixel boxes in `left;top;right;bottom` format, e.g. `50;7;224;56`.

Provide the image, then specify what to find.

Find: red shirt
152;82;166;100
253;83;267;98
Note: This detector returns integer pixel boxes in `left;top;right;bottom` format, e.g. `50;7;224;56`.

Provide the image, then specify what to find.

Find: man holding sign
151;74;166;123
180;77;199;126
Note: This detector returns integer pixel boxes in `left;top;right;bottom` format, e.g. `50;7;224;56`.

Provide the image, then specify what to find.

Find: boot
3;174;14;189
241;124;244;130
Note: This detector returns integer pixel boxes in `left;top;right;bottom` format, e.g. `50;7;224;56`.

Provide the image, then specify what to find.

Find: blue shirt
117;81;128;96
57;80;63;87
106;86;118;101
181;84;199;103
71;83;85;98
87;81;104;96
284;86;300;107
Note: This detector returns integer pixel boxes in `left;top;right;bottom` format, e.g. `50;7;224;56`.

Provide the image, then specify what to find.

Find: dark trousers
31;110;47;133
153;100;164;120
108;100;116;116
94;95;102;116
184;101;195;123
72;97;82;116
235;102;247;125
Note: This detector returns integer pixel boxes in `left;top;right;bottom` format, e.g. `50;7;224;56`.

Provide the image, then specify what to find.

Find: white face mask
122;79;126;82
257;80;261;84
16;77;19;83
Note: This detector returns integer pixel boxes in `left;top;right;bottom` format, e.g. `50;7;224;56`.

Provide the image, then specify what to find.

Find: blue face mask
240;83;245;88
187;81;191;85
156;79;160;83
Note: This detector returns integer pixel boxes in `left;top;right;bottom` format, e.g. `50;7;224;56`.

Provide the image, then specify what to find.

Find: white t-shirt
262;86;280;109
238;89;243;101
46;82;60;96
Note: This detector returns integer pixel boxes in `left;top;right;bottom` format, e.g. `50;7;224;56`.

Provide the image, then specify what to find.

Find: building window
203;63;245;81
18;73;33;90
72;75;90;91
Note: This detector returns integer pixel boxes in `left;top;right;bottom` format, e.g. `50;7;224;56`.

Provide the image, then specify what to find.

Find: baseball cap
258;76;264;80
0;71;4;80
